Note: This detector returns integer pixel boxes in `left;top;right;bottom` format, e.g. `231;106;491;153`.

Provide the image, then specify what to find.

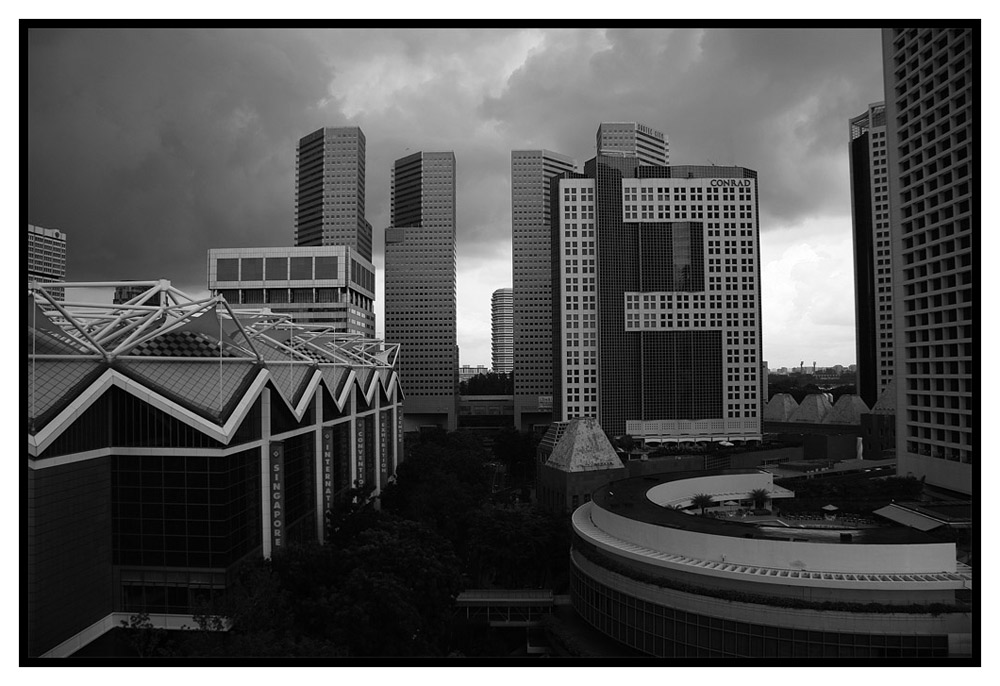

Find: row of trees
459;371;513;395
380;429;569;590
129;429;568;658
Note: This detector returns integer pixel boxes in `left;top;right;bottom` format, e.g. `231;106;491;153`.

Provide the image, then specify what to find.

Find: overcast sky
27;27;887;369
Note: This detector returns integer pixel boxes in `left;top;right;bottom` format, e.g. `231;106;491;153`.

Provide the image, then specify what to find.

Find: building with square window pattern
385;151;459;431
849;103;895;408
553;158;762;444
27;224;67;301
294;127;373;262
511;149;578;432
881;28;974;496
207;246;375;336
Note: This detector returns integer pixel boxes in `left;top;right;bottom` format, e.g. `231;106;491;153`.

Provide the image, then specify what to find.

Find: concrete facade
512;149;577;432
882;28;973;495
849;104;895;407
385;151;458;431
491;287;513;374
207;245;375;335
28;224;67;300
596;121;669;165
294;127;372;262
554;161;763;442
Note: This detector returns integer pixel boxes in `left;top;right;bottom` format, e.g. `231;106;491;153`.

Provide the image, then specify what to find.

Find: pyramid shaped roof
788;393;833;423
871;378;897;414
763;393;799;422
546;418;624;473
539;421;570;455
824;394;870;425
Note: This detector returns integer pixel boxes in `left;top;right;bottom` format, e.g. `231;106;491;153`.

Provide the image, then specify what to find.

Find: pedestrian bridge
454;589;559;627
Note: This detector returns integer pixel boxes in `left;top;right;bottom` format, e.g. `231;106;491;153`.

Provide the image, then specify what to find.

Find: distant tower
27;224;67;301
491;287;513;375
511;149;577;431
849;102;894;407
882;28;973;495
596;122;669;165
295;127;372;262
385;151;458;431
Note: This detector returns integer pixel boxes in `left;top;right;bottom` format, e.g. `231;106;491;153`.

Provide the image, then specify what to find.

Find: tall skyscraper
882;28;973;495
27;224;66;300
554;157;762;443
491;287;513;374
207;246;376;335
849;102;895;407
385;151;458;431
294;126;373;262
596;122;669;165
511;149;577;431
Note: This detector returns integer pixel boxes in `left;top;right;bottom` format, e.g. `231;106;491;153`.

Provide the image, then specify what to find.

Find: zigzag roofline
28;280;404;455
27;365;403;457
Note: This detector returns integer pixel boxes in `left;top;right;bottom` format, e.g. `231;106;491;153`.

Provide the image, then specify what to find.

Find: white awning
873;504;947;532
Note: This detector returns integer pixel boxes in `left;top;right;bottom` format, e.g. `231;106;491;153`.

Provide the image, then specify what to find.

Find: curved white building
570;469;973;658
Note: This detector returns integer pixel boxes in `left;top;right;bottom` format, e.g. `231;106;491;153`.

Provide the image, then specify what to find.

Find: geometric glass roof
28;279;401;434
116;359;258;420
28;358;104;423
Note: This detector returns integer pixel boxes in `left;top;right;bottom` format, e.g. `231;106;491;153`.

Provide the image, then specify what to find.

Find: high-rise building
511;150;577;431
27;224;67;300
554;157;762;443
294;126;373;262
491;287;513;375
385;151;458;431
882;28;973;496
849;103;895;408
596;122;669;165
207;246;375;335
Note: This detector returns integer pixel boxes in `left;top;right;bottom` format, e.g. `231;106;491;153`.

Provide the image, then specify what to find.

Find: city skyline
28;28;886;368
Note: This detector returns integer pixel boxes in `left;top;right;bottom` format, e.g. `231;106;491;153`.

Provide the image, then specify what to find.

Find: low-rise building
571;469;972;657
207;246;375;335
27;279;402;657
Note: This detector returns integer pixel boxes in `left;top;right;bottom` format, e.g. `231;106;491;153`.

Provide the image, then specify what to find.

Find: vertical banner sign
356;421;365;487
269;442;285;549
379;412;389;485
397;411;404;474
322;430;334;516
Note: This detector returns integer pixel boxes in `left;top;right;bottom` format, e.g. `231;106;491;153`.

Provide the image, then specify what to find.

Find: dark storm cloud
28;27;883;365
28;28;341;291
482;28;883;225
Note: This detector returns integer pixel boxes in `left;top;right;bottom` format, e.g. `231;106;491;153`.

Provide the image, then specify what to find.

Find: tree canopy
459;371;513;395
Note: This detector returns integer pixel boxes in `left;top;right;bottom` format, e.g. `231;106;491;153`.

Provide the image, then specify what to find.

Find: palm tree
690;493;715;515
749;488;770;511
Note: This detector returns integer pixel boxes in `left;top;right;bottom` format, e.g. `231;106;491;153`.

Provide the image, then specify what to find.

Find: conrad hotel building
553;157;763;444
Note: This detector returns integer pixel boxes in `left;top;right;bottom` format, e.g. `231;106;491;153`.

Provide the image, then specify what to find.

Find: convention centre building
27;280;403;657
570;469;973;658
